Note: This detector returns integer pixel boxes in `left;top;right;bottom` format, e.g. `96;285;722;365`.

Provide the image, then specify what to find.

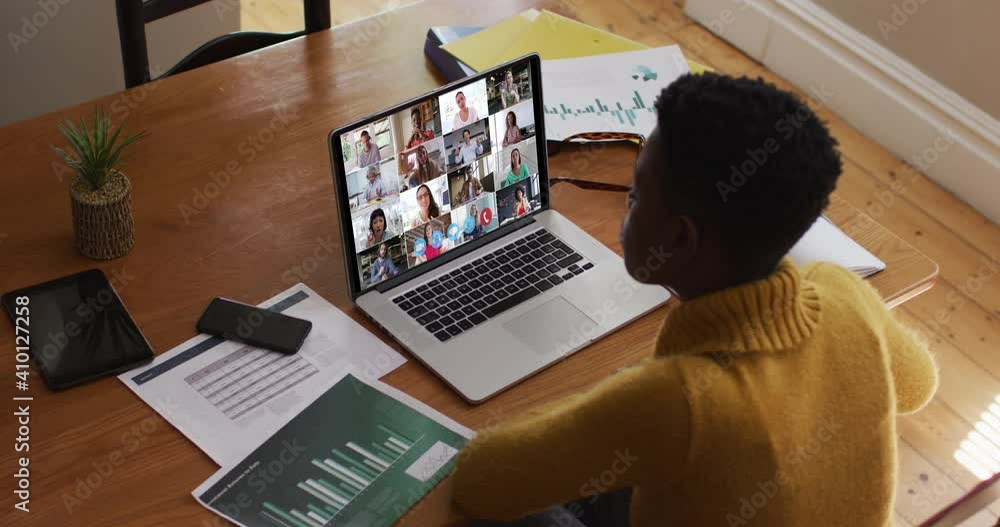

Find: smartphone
196;297;312;354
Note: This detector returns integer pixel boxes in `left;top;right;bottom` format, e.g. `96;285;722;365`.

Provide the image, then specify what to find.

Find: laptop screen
330;55;546;297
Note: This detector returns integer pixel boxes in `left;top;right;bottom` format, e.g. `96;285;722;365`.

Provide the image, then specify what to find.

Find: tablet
2;269;154;390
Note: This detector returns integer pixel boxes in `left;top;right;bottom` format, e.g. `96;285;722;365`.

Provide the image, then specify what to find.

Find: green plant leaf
52;109;145;191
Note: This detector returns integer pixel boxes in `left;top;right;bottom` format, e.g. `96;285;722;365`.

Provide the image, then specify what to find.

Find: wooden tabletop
0;0;937;525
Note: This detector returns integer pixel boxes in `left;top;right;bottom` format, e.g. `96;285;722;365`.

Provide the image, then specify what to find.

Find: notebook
789;216;886;277
438;9;710;74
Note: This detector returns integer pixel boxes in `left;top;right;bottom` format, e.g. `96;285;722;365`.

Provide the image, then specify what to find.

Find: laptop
327;54;670;403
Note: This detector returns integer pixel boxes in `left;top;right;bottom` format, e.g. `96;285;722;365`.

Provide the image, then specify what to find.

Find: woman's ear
676;215;700;260
662;215;699;262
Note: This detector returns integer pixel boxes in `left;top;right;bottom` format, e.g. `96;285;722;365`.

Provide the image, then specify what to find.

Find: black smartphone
196;297;312;354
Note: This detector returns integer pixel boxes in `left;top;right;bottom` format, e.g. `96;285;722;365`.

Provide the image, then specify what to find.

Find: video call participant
368;242;399;285
452;91;480;130
504;148;530;187
357;130;381;167
406;145;441;189
407;108;435;149
512;185;530;218
364;165;386;202
500;70;520;108
453;129;485;166
366;208;395;248
414;221;447;264
457;168;484;203
501;111;521;147
466;203;485;239
408;183;442;229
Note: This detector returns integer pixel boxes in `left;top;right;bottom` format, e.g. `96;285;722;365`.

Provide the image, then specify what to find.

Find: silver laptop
327;54;669;403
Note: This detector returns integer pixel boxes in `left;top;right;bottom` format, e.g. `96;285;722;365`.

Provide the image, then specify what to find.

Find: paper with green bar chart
193;372;472;527
542;45;691;141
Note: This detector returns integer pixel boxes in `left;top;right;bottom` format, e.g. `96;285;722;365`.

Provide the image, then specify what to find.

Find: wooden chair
115;0;331;88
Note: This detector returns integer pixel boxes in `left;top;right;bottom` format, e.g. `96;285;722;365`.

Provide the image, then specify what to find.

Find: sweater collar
655;259;822;357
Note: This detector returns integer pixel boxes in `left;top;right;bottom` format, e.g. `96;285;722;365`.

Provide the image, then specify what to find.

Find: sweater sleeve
806;262;939;414
451;363;690;520
882;312;939;414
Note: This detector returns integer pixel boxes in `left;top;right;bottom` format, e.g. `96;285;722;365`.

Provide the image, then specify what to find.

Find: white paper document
119;283;406;466
789;216;886;277
542;45;691;141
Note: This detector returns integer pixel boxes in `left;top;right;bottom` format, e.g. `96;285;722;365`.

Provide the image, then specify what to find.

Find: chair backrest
115;0;330;88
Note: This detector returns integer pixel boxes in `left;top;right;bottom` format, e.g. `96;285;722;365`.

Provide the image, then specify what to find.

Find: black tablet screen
2;269;153;390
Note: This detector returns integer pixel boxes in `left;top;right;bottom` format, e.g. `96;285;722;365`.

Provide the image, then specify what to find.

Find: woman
501;111;521;147
369;242;399;285
415;222;443;264
504;148;531;187
458;168;484;203
500;70;520;108
453;129;484;166
512;186;530;218
366;208;394;248
466;203;485;239
451;91;479;130
408;184;441;229
406;145;440;188
406;108;434;149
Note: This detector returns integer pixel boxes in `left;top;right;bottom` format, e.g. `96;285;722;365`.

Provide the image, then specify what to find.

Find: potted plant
53;110;145;260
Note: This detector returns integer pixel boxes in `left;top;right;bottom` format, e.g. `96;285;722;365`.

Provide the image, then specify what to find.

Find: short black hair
360;130;370;138
655;72;841;266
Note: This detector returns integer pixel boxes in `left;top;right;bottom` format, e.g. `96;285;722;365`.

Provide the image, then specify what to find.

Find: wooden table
0;0;937;525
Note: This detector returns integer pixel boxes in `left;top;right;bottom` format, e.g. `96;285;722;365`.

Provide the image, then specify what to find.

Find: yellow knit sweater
452;260;938;526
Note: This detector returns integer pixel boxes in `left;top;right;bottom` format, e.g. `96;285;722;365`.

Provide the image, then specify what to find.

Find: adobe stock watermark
683;0;753;57
878;0;930;42
62;412;165;513
912;253;999;342
390;407;508;525
280;234;341;285
340;0;403;65
178;104;299;223
716;84;835;202
52;64;167;182
551;243;673;356
842;126;956;243
577;450;639;502
726;417;843;525
196;438;308;527
7;0;72;54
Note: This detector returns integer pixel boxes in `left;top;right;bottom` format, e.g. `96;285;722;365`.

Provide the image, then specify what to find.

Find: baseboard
684;0;1000;224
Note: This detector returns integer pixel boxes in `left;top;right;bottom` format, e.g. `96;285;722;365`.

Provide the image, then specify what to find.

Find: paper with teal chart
542;45;691;141
193;372;472;527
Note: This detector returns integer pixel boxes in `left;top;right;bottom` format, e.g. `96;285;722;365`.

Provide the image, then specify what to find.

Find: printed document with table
119;283;405;466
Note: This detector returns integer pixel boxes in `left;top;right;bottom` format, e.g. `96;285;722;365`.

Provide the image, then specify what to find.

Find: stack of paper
790;216;886;277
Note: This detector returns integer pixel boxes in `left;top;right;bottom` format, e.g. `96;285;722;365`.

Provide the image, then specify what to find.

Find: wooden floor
242;0;1000;524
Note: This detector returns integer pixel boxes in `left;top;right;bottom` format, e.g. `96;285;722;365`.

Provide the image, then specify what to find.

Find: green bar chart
196;374;468;527
543;91;655;127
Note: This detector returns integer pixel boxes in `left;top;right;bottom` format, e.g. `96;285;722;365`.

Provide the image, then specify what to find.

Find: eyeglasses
546;132;645;194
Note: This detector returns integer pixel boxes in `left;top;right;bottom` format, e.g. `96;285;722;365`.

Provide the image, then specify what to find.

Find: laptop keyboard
391;228;594;342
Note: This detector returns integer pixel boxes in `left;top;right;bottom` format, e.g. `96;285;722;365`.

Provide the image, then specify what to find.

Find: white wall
685;0;1000;224
0;0;240;126
812;0;1000;121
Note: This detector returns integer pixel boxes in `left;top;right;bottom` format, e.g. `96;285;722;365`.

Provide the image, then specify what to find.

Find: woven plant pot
70;171;135;260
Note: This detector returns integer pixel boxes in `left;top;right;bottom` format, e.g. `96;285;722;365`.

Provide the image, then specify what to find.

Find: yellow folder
441;9;710;73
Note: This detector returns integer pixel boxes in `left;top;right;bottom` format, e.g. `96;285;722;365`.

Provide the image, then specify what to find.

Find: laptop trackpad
504;296;597;356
